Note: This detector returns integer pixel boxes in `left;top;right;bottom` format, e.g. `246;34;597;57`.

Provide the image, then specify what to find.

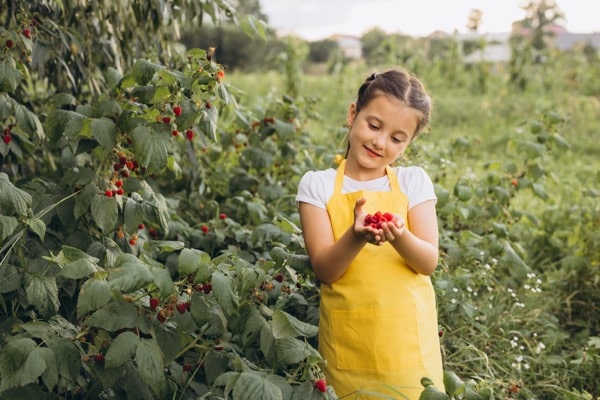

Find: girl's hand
380;215;406;242
353;197;384;245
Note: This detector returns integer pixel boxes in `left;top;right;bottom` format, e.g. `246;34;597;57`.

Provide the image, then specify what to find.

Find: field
1;2;599;399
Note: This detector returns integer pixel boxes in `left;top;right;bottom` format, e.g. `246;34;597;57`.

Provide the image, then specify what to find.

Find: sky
259;0;599;41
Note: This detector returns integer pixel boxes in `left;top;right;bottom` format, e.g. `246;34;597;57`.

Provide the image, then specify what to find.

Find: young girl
296;69;444;399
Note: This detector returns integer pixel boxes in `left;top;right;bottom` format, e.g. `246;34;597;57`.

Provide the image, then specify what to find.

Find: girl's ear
347;103;357;127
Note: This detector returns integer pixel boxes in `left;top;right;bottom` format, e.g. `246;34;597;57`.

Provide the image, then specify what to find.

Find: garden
0;1;598;399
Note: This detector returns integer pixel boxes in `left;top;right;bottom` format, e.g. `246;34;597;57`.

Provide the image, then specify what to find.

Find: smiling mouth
364;146;381;157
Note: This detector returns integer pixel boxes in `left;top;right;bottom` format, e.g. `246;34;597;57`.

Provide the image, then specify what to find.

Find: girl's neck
343;158;387;181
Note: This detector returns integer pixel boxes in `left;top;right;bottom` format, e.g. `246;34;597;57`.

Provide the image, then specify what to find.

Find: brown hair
354;69;431;136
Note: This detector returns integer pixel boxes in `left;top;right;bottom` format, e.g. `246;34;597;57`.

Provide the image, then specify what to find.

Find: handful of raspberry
364;211;395;229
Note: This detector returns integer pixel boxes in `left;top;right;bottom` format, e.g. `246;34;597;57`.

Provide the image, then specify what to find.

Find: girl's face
345;93;421;179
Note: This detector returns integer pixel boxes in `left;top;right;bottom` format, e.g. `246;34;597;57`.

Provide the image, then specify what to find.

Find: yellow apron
320;160;444;399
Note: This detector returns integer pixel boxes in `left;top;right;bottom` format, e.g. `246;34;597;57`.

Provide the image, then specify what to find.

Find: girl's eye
368;123;379;130
391;136;402;143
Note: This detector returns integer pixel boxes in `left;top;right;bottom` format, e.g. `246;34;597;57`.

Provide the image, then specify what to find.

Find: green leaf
232;372;283;400
105;331;140;368
123;198;146;233
531;182;549;200
212;271;239;315
0;61;24;91
0;338;49;392
135;339;166;396
25;274;59;317
272;310;318;339
0;215;18;241
23;217;46;241
46;337;81;383
91;194;119;234
178;248;211;276
0;172;33;216
84;301;138;331
0;263;22;293
418;385;451;400
90;118;117;153
149;266;176;298
443;370;465;397
131;59;165;85
14;102;45;140
77;278;112;317
198;104;219;141
131;125;171;175
274;337;314;365
108;253;154;293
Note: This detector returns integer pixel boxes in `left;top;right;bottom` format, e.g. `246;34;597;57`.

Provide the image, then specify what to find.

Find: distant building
329;34;362;59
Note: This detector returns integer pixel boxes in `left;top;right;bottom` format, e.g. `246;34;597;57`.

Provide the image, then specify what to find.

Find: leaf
135;339;166;396
46;337;81;383
23;217;46;241
14;102;45;140
25;274;59;318
0;61;24;91
108;253;154;293
149;266;176;298
131;59;165;86
123;198;146;233
274;337;314;365
198;103;219;141
0;172;33;216
418;385;451;400
0;263;22;293
0;215;18;242
178;248;211;276
84;301;138;331
0;338;49;392
105;331;139;368
443;370;465;397
232;372;283;400
90;117;117;153
272;310;318;339
212;271;239;315
77;278;112;317
91;194;119;234
131;125;171;175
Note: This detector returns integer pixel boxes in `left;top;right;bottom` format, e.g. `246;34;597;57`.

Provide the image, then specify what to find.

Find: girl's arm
382;199;439;275
298;198;381;284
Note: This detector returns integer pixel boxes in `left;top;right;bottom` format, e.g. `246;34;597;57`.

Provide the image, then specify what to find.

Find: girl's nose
372;136;384;149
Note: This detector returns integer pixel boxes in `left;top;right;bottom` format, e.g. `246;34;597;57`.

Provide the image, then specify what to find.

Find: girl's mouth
364;146;382;157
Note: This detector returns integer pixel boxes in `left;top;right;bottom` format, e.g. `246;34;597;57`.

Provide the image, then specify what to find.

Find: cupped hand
353;197;385;245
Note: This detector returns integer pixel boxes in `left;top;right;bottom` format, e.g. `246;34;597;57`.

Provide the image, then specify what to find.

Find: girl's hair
355;69;431;136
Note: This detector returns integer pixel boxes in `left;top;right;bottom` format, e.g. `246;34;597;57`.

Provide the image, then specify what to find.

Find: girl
296;69;444;399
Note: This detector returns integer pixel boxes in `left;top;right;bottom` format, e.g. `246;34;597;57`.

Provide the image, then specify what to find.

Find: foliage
1;1;600;399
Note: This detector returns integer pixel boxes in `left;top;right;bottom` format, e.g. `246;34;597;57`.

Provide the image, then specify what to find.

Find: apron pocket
331;305;423;372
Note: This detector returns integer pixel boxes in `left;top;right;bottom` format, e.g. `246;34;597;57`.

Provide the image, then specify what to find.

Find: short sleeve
397;167;437;210
295;171;329;209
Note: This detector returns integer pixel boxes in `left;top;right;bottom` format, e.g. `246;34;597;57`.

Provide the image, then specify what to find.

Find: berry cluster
364;211;395;229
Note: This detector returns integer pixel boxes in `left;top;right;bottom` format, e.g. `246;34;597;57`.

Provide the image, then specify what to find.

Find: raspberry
183;363;192;372
115;180;123;188
176;302;187;314
93;353;105;364
219;213;226;220
186;129;194;140
5;40;14;49
22;28;31;39
216;70;225;82
314;379;327;393
173;106;182;117
172;130;179;137
149;297;160;310
2;134;11;145
201;225;208;233
104;190;113;197
138;223;145;230
274;273;284;283
162;116;171;124
364;211;395;229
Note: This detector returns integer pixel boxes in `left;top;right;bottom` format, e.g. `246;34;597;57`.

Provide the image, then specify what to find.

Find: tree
515;0;565;50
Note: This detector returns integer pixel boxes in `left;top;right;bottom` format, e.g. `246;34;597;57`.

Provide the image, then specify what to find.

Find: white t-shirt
296;166;436;210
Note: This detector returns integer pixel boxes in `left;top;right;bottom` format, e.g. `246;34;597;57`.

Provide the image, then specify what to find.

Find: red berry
171;129;179;137
118;154;127;164
116;188;124;195
138;223;145;230
274;273;284;283
115;180;123;188
173;106;182;117
183;363;192;372
149;297;160;310
2;134;11;145
203;283;212;294
126;160;134;170
205;102;211;109
104;190;113;197
129;238;136;245
5;40;14;48
314;379;327;393
201;225;208;233
162;116;171;124
176;302;187;314
93;354;105;365
186;129;194;140
22;29;31;39
219;213;226;220
216;70;225;82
